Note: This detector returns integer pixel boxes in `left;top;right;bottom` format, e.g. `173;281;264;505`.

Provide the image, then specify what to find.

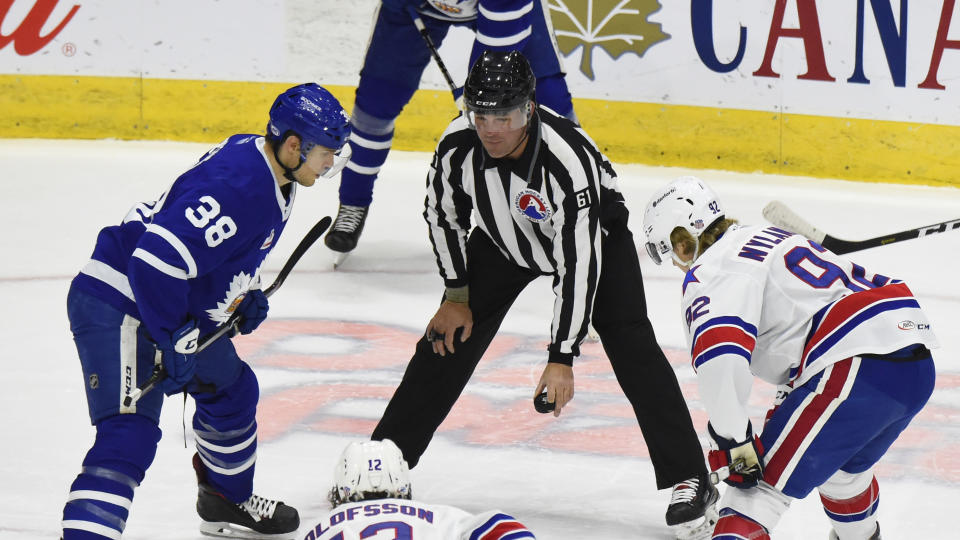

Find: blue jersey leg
192;361;260;503
67;284;164;424
64;285;165;538
759;352;935;499
341;6;452;207
62;415;162;539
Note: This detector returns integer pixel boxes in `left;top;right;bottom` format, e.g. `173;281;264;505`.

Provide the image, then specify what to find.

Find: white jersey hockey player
642;176;938;540
303;440;535;540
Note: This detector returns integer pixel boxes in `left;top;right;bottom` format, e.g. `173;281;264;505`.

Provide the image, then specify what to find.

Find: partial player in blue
642;176;939;540
324;0;577;260
61;83;350;540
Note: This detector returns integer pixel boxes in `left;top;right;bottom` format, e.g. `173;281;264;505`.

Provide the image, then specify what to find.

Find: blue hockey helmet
266;83;351;175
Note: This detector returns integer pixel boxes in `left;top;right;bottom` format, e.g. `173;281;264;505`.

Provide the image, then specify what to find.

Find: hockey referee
371;50;717;536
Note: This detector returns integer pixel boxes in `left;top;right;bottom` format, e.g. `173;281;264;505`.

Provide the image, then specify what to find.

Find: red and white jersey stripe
762;359;860;490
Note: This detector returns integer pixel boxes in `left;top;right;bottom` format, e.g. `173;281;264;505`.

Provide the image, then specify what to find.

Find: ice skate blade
332;250;351;270
671;504;719;540
200;520;296;540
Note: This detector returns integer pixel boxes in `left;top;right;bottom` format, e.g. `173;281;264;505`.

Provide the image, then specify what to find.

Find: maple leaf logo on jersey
548;0;669;80
206;270;258;324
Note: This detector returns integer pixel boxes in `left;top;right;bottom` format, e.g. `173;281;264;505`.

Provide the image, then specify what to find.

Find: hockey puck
533;392;555;414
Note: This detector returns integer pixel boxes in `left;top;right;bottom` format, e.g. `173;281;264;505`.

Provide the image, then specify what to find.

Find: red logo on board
0;0;81;56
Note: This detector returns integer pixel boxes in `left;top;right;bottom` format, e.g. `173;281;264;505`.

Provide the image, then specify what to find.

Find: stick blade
762;201;827;244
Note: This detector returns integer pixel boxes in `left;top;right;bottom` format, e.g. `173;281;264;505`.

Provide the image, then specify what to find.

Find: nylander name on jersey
72;134;295;339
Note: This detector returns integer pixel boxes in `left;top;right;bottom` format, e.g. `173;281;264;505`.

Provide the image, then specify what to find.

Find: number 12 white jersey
303;498;535;540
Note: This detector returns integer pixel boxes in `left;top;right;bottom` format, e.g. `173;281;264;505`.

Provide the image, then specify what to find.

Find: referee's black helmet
463;50;535;112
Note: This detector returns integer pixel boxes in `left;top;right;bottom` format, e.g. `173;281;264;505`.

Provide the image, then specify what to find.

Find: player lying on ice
642;176;939;540
60;83;351;539
301;439;536;539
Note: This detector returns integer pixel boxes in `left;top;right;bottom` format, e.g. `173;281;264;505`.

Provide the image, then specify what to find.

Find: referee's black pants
372;227;707;489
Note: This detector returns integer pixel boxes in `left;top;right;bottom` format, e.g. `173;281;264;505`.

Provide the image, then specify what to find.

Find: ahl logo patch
898;320;930;330
514;189;553;223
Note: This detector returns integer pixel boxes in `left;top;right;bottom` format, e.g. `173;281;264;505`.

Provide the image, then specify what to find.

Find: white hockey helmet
642;176;724;265
330;439;412;506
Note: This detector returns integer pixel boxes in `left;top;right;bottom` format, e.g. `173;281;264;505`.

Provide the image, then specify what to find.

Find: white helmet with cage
330;439;412;506
642;176;725;266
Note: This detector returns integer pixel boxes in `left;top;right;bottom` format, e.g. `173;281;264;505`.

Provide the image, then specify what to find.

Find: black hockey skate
666;474;719;540
325;204;368;254
194;454;299;539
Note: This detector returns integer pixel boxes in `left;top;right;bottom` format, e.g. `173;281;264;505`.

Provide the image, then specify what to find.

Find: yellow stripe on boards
1;74;956;188
576;100;959;188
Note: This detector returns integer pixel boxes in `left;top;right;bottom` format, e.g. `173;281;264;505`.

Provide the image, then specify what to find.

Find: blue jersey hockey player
61;83;351;540
324;0;577;259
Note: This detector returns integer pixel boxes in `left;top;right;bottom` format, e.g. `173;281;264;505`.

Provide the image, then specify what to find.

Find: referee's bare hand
426;301;473;356
534;363;574;418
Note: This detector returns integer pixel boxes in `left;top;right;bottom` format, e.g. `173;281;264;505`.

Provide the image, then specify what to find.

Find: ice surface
0;139;956;538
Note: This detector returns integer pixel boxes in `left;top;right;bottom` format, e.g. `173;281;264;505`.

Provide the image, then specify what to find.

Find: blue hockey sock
192;362;259;503
339;107;394;207
62;415;160;539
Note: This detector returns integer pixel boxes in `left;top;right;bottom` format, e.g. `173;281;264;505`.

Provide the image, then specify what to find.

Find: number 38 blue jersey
71;134;296;341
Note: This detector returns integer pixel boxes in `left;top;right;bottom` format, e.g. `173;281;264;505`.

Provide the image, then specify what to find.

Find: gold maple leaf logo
549;0;669;80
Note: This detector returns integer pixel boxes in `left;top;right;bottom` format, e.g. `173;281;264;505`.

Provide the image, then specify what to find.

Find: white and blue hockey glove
235;289;269;335
707;422;765;488
156;320;199;395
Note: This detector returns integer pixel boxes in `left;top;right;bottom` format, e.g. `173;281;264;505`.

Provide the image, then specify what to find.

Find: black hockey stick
407;5;461;106
123;216;332;406
763;200;960;255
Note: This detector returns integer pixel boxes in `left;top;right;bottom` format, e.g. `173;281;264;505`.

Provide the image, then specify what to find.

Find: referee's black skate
666;474;719;539
325;204;368;253
194;454;299;539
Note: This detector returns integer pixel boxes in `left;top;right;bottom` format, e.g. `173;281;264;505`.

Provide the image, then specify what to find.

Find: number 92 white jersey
679;225;938;435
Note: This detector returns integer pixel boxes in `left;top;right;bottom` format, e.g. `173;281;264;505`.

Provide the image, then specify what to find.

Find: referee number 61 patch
574;187;592;210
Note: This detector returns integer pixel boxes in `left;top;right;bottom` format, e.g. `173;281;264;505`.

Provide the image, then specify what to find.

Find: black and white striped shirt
424;106;629;363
